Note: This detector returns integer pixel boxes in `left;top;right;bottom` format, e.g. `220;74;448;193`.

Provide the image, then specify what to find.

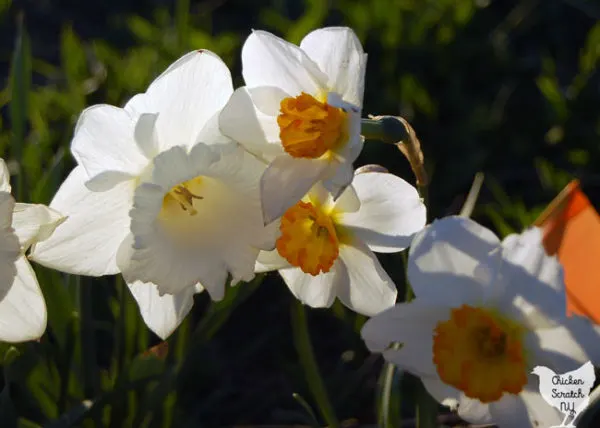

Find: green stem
291;301;339;428
416;380;438;428
361;117;410;144
79;277;98;398
377;361;399;428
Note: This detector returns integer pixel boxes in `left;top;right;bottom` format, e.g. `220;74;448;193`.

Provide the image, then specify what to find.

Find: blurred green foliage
0;0;599;426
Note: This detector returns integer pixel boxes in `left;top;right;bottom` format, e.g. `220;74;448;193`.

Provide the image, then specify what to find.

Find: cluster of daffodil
1;27;599;428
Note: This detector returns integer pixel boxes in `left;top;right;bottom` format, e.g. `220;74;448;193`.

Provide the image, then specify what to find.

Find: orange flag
534;180;600;324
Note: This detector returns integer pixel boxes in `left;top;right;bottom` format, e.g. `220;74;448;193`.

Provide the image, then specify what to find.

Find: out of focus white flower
0;160;64;342
30;50;276;340
220;27;367;224
361;216;600;428
256;171;426;316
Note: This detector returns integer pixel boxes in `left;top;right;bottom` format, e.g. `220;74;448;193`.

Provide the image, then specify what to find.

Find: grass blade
291;301;339;428
9;13;32;201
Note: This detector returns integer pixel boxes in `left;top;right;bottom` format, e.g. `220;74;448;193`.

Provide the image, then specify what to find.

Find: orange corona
277;93;347;159
433;305;528;403
276;201;339;275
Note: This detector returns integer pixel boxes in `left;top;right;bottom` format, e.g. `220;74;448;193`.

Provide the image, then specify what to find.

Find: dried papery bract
367;115;428;190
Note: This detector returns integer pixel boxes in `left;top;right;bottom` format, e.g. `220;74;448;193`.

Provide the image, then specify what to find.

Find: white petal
255;249;289;273
219;87;283;158
500;227;567;329
0;159;11;192
261;155;328;224
71;105;147;180
128;280;196;340
242;30;327;95
0;256;46;342
136;50;233;151
123;142;268;301
300;27;367;106
340;172;426;252
279;265;337;308
12;203;65;251
407;216;501;306
29;167;133;276
361;301;448;377
531;317;600;370
122;182;231;300
337;241;397;316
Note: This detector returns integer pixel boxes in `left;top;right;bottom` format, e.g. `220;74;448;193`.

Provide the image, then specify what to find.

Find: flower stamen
171;185;203;215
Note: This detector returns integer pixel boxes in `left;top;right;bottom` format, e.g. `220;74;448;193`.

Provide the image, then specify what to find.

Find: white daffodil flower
0;159;64;342
30;50;276;340
255;171;426;316
361;216;600;428
219;27;367;224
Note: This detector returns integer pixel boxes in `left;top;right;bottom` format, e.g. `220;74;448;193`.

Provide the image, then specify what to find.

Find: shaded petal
531;317;600;371
341;172;426;253
134;113;160;159
0;192;15;230
29;167;133;276
420;377;494;422
361;301;448;377
337;241;397;316
300;27;367;106
72;105;146;180
331;182;360;213
196;110;233;146
261;156;328;224
279;266;337;309
248;86;289;116
219;87;283;159
0;159;11;192
488;385;562;428
128;280;196;340
322;161;354;200
12;203;65;251
499;227;567;329
85;171;137;192
150;144;218;190
0;256;46;342
407;216;501;306
0;194;19;292
255;249;289;273
242;30;327;95
423;376;563;428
